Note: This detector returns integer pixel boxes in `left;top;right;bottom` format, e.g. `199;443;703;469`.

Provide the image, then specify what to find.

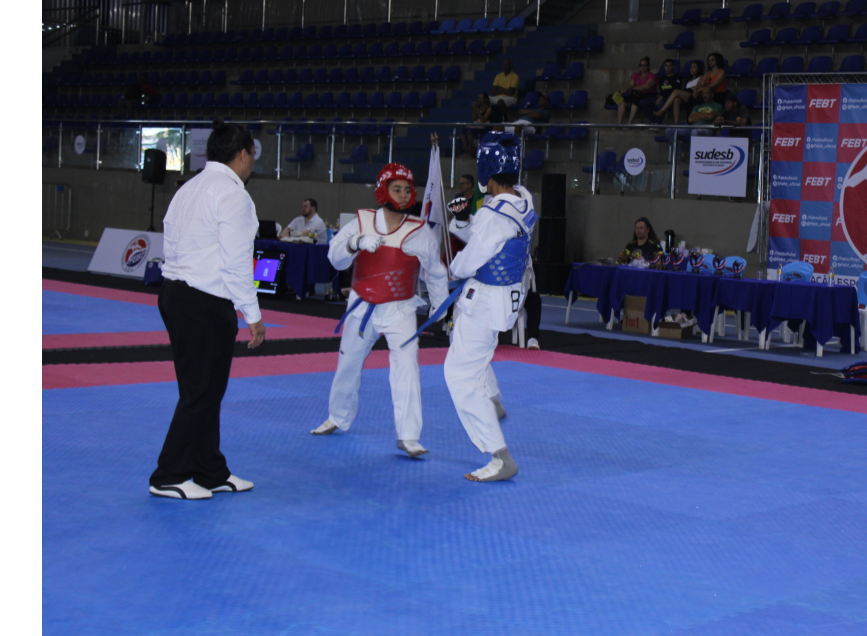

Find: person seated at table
617;217;663;265
279;198;327;240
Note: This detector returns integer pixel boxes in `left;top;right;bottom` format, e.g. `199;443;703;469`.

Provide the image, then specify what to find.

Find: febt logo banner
688;136;749;197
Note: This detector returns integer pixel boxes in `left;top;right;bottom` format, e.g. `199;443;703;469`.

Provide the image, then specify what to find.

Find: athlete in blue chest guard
444;132;538;482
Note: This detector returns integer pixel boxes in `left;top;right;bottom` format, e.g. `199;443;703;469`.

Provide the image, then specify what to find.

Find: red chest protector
351;208;424;304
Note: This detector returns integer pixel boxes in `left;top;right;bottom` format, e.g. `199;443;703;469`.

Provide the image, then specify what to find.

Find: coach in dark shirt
617;217;663;264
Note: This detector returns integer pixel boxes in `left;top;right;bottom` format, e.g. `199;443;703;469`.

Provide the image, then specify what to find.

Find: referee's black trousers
150;280;239;490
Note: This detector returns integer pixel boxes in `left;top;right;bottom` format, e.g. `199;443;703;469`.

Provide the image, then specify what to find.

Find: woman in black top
617;217;662;264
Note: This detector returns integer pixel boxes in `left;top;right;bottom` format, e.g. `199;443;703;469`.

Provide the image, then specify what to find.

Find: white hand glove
350;234;383;253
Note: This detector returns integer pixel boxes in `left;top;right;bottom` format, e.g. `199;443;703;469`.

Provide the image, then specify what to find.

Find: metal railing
42;117;769;198
43;184;73;240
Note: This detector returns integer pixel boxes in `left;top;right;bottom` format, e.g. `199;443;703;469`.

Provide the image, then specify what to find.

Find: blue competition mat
42;290;277;334
42;362;867;635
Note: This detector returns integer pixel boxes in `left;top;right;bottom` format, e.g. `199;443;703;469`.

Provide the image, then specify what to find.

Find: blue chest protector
473;196;538;286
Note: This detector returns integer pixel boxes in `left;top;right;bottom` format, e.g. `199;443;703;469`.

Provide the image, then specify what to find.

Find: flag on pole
421;144;445;248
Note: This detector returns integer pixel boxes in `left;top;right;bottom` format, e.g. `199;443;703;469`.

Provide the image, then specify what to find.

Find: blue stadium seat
268;69;283;84
741;29;771;48
384;42;400;58
374;66;392;83
408;21;424;35
368;42;384;58
212;70;226;85
308;44;323;60
188;93;203;108
401;91;420;109
672;8;702;25
819;24;851;44
779;56;805;73
285;144;314;170
761;2;791;19
431;19;456;34
417;41;434;57
433;40;450;56
352;43;367;58
751;57;780;77
426;66;443;82
583;151;616;174
483;17;508;32
767;27;798;48
578;36;604;53
259;92;274;109
393;22;408;37
301;26;316;40
212;49;225;63
202;92;216;108
486;39;503;56
278;45;293;60
230;92;245;108
255;69;270;84
215;93;230;108
523;150;544;171
548;91;565;109
399;42;416;58
199;49;213;63
536;63;561;81
733;4;763;22
385;91;402;109
468;39;486;56
244;93;259;109
275;27;288;40
503;16;525;32
298;68;314;84
233;70;254;86
558;61;585;81
786;2;817;19
303;93;319;109
449;18;473;34
235;29;249;42
263;28;274;41
449;40;468;56
419;91;436;109
224;48;237;63
352;91;369;108
320;93;335;109
792;25;823;47
838;0;866;16
377;22;392;38
288;92;304;109
274;93;289;109
312;68;328;84
556;36;584;54
238;47;252;62
359;67;375;83
317;25;332;40
368;91;385;109
851;24;867;44
565;90;588;110
839;55;866;72
444;66;461;82
409;65;426;83
174;50;187;65
251;47;265;62
806;55;833;72
393;66;409;83
343;68;359;83
282;69;298;84
339;144;368;166
346;24;362;38
294;45;308;60
664;31;695;51
328;68;344;84
809;0;838;16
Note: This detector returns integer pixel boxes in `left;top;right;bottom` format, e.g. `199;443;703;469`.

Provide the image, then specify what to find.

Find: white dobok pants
328;308;423;442
444;301;506;454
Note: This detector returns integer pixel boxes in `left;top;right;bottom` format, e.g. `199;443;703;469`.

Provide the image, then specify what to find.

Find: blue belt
334;297;377;338
400;279;467;348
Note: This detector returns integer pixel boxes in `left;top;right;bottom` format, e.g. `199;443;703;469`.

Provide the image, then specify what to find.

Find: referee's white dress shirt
287;212;327;236
161;161;262;324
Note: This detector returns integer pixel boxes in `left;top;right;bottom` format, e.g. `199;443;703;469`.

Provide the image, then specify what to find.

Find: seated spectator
688;87;724;129
617;217;663;265
642;59;682;125
507;93;551;136
715;90;752;137
118;73;156;118
653;60;703;124
491;58;520;118
461;93;501;157
701;52;727;106
617;57;658;126
278;198;327;239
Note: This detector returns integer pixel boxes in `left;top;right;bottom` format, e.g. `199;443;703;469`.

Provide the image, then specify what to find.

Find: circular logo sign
253;139;262;160
121;234;151;273
74;135;86;155
840;145;867;264
623;148;646;176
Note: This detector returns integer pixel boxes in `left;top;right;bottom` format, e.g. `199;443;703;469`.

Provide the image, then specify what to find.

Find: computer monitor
253;249;287;294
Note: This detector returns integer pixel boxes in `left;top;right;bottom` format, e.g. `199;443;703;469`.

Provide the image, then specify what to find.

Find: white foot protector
149;479;213;500
311;419;339;435
397;440;429;458
210;474;254;492
491;395;507;420
527;337;540;350
465;448;518;482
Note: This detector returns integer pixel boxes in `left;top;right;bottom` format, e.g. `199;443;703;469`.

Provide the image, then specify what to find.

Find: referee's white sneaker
527;338;540;350
210;474;254;493
149;479;213;500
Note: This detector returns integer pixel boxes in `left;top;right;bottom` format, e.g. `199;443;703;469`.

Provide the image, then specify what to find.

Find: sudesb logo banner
688;137;749;197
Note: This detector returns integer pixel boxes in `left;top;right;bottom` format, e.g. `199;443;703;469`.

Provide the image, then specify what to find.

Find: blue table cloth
255;240;336;299
769;281;861;349
564;264;618;320
659;270;721;335
711;277;778;336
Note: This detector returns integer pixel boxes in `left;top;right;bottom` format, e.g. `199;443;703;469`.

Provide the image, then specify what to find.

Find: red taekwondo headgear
375;163;417;212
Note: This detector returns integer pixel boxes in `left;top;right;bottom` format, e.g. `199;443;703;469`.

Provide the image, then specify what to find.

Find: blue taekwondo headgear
477;132;521;192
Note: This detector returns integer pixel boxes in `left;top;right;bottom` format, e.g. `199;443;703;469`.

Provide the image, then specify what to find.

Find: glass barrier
43;118;769;201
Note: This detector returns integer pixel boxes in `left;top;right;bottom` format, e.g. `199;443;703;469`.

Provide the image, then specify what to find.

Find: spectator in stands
688;87;724;130
616;57;658;126
491;58;520;118
461;93;501;157
701;52;727;106
617;217;663;264
508;93;551;136
653;60;703;124
118;73;156;118
459;174;475;201
715;90;752;137
279;198;327;240
642;59;682;125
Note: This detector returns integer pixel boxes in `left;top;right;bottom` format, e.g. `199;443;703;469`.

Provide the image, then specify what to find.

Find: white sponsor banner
623;148;646;175
88;228;165;279
688;136;749;197
190;128;211;172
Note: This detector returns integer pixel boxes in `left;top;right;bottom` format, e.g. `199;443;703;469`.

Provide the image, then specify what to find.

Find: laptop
257;220;279;240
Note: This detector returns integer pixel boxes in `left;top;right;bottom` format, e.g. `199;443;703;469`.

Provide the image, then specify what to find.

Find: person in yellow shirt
491;58;519;118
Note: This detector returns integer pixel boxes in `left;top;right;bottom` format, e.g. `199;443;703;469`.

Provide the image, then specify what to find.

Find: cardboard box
622;295;651;334
657;322;694;340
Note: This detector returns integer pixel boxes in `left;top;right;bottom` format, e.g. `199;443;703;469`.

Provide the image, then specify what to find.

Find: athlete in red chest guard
311;164;449;458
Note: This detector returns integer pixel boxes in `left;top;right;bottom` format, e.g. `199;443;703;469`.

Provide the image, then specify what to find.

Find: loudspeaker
142;149;167;184
540;173;566;218
536;217;566;263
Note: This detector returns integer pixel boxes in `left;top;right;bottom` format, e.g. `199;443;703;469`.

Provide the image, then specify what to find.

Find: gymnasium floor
42;241;867;635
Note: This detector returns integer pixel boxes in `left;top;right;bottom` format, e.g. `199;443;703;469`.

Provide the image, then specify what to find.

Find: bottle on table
828;267;835;287
777;263;783;280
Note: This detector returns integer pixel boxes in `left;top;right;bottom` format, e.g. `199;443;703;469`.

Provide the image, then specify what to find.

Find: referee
149;119;266;500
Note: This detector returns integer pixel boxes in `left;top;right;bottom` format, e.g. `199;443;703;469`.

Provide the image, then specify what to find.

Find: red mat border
42;347;867;414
